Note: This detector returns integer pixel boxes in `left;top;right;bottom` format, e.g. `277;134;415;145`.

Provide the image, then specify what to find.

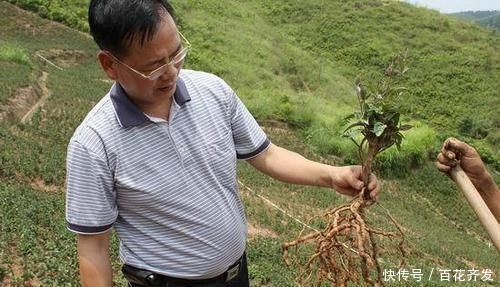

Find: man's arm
480;182;500;222
436;137;500;221
77;231;113;287
247;143;379;199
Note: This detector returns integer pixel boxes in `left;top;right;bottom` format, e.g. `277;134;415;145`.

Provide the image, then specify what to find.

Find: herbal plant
283;52;411;287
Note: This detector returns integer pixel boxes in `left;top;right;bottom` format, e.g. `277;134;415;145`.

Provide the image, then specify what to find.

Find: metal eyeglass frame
105;30;191;81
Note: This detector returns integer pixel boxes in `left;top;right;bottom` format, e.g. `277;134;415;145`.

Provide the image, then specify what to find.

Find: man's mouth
158;83;175;92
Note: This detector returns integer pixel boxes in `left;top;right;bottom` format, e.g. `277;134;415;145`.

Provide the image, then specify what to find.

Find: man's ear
97;51;119;80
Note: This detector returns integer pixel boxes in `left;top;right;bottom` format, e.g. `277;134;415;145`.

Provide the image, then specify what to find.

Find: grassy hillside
246;0;499;167
450;11;500;31
5;0;500;170
177;0;500;170
0;0;499;286
451;11;499;20
477;14;500;31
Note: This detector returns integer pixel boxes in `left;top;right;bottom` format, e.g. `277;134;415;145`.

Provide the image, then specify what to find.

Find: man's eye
143;62;165;72
142;66;159;73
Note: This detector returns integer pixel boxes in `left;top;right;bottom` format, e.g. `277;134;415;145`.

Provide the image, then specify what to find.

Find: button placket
158;123;184;168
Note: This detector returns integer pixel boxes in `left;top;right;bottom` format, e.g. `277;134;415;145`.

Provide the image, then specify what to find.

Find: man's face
113;13;183;106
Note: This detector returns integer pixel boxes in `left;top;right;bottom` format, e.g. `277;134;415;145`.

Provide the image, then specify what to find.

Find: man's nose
159;63;179;81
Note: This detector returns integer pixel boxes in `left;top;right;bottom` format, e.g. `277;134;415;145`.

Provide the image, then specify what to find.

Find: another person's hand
436;137;488;189
329;166;379;200
436;138;500;222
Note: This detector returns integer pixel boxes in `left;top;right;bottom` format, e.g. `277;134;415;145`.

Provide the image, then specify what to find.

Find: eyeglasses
106;30;191;81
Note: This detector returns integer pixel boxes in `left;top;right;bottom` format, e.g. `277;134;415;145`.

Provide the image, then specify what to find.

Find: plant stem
362;143;378;200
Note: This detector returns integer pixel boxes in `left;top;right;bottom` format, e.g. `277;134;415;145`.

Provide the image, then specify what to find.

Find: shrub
458;117;489;139
375;122;437;177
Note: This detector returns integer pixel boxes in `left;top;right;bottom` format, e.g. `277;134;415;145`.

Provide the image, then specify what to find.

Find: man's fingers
367;173;379;200
445;137;463;150
440;142;458;160
369;188;380;201
350;167;364;190
446;151;456;160
444;137;460;148
437;152;457;167
435;161;452;173
444;137;472;158
368;184;380;200
341;166;379;200
367;173;378;190
352;178;364;190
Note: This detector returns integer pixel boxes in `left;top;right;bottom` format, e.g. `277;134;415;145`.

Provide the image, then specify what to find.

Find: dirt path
21;71;49;124
0;47;87;124
0;71;49;124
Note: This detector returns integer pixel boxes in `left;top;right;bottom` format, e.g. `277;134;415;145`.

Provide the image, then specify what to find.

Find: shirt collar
110;78;191;128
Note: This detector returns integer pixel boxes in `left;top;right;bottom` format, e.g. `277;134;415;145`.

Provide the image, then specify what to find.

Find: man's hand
436;137;500;222
436;137;488;189
249;144;380;200
329;166;380;200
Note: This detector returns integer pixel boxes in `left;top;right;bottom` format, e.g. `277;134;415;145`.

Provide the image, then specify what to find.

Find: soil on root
283;196;407;287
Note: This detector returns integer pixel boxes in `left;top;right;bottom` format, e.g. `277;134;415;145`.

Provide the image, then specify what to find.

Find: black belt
123;253;245;287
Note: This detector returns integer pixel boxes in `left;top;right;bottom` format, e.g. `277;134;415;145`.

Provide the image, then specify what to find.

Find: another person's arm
436;137;500;221
248;144;380;200
77;231;113;287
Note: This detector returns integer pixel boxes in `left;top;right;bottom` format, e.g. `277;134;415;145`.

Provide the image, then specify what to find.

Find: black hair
88;0;176;57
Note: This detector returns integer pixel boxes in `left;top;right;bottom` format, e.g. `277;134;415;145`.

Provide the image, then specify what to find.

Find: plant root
283;192;406;287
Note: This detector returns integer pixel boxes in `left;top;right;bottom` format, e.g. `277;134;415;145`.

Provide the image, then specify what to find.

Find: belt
123;253;245;286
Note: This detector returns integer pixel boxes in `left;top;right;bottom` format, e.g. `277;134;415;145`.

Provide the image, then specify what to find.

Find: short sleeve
228;89;270;160
65;138;117;234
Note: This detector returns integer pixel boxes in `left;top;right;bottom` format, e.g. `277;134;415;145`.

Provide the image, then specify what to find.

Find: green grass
0;1;499;286
0;61;32;104
0;182;125;286
5;0;88;31
0;41;33;104
0;42;31;66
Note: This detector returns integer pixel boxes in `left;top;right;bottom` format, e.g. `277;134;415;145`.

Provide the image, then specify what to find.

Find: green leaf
341;113;356;126
343;113;355;121
400;124;412;131
348;137;360;148
343;126;363;140
343;121;367;133
394;134;403;151
372;122;387;137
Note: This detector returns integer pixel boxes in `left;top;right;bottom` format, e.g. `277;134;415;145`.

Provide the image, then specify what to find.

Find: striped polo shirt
65;69;270;279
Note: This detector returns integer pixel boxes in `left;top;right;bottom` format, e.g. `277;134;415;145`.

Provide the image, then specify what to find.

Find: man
65;1;380;286
436;137;500;222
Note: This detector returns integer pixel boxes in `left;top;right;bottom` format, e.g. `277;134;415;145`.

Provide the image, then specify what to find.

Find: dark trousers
127;254;249;287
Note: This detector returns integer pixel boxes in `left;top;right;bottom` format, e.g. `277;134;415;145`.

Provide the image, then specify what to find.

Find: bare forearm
481;191;500;222
477;173;500;222
248;144;331;187
79;253;112;287
476;171;498;195
78;233;113;287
